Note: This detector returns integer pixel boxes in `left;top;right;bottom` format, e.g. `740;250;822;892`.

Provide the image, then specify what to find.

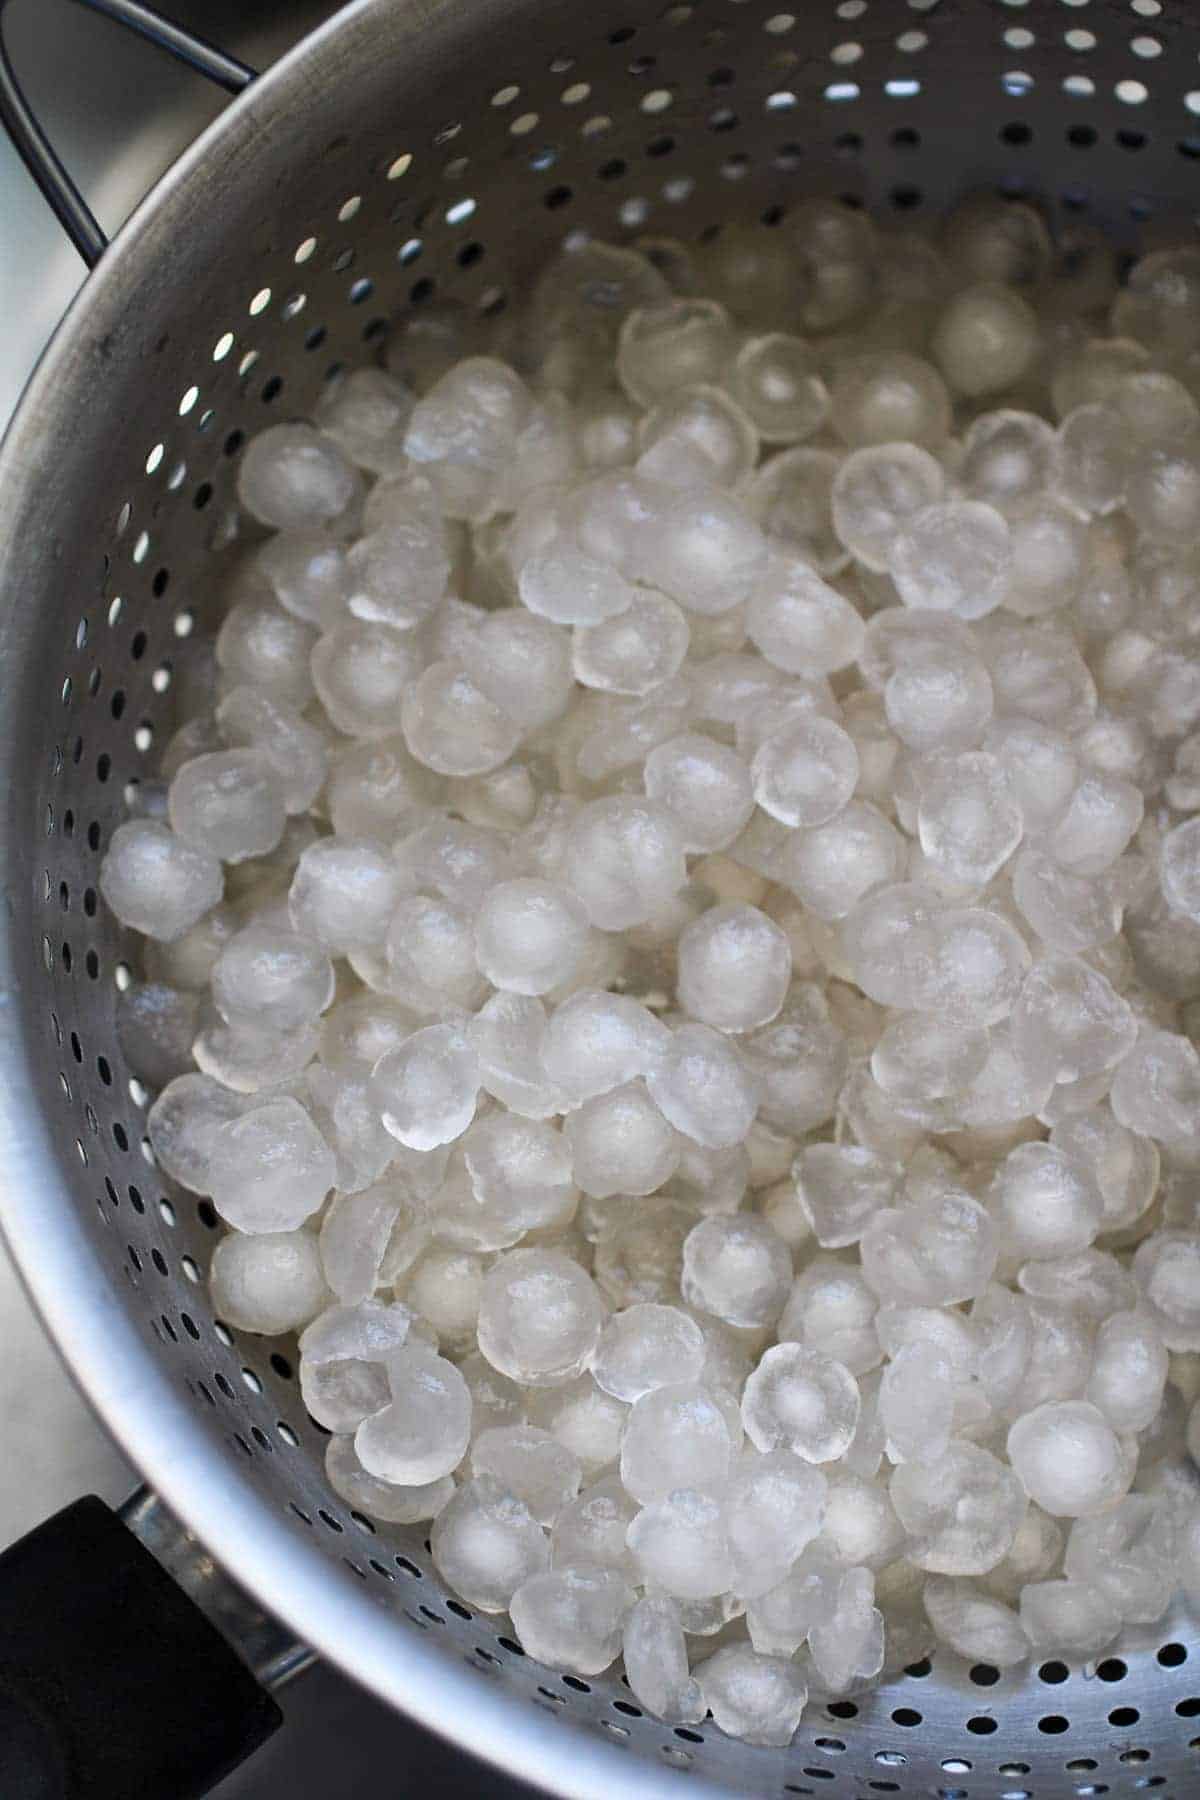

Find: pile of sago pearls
100;193;1200;1748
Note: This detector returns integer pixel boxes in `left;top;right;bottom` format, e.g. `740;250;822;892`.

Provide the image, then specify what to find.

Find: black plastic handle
0;0;256;269
0;1496;282;1800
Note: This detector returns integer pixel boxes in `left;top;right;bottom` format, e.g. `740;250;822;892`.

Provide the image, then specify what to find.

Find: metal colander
1;0;1199;1794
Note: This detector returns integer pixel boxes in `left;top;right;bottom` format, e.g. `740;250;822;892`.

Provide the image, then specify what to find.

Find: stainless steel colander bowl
2;1;1200;1794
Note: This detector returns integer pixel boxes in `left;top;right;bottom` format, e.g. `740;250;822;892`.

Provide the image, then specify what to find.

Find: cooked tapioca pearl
396;818;516;915
781;801;905;924
431;1475;549;1612
923;1577;1029;1668
1133;1233;1200;1351
1011;956;1137;1086
310;619;426;738
751;715;858;830
698;1643;808;1749
1055;402;1127;516
1050;1107;1158;1234
831;442;944;572
328;1435;453;1528
564;471;662;579
1085;1309;1168;1436
516;1565;636;1678
793;1144;899;1250
565;1082;678;1199
371;1023;479;1152
575;390;639;469
552;1477;639;1575
314;367;413;474
342;518;448;634
636;384;758;489
215;686;327;816
892;1440;1027;1575
617;298;735;408
620;1381;739;1504
982;717;1078;834
385;893;485;1010
572;588;689;696
915;750;1023;887
398;1245;485;1353
563;797;686;932
1111;1029;1200;1147
724;1451;827;1599
469;1425;581;1528
960;408;1057;513
988;1142;1105;1262
470;992;566;1119
146;1073;244;1194
626;1488;732;1602
1011;848;1122;956
195;1000;318;1094
400;661;521;777
830;351;951;450
1019;1577;1122;1657
326;737;440;841
1064;1495;1177;1628
943;193;1051;287
207;1097;335;1233
455;609;573;731
472;880;590;998
861;1191;998;1307
477;1249;603;1386
778;1259;880;1376
632;484;766;616
217;596;317;707
252;530;349;629
99;819;222;943
889;500;1011;622
745;446;847;573
211;923;334;1033
622;1596;705;1726
1125;442;1200;547
167;750;284;864
355;1343;471;1485
237;421;360;530
745;1543;841;1657
1161;817;1200;924
288;838;408;952
676;903;791;1035
528;1376;628;1479
540;988;670;1104
1007;1399;1133;1519
681;1214;792;1331
932;283;1039;397
591;1305;706;1406
644;1022;760;1150
518;543;637;626
984;620;1097;734
402;355;531;520
871;1012;989;1109
884;640;994;754
746;553;865;677
317;1180;409;1301
741;1343;860;1463
733;332;830;443
809;1564;886;1694
1002;497;1090;619
643;734;755;854
209;1228;328;1334
840;882;944;1012
923;906;1030;1022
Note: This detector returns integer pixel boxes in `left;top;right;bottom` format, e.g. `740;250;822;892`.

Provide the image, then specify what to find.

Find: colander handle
0;1491;301;1799
0;0;255;269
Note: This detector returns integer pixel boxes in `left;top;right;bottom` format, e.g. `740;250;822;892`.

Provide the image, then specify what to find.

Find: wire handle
0;0;256;269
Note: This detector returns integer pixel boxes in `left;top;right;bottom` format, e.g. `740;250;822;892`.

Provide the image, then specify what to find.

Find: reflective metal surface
0;3;1198;1794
